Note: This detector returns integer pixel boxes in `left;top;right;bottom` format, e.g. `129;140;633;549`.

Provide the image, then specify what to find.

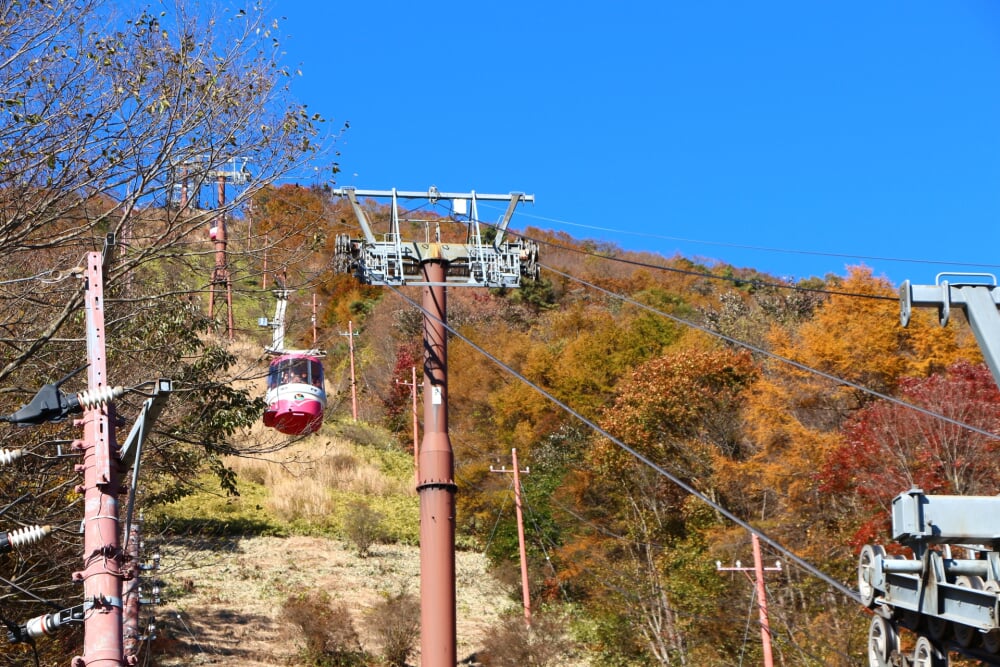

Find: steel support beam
901;276;1000;388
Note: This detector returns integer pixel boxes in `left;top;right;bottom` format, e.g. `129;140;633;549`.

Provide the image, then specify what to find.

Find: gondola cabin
263;353;326;435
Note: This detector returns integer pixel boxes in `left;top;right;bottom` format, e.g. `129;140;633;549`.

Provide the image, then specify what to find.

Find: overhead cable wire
483;202;1000;272
383;283;863;605
519;484;572;602
483;475;514;557
525;473;852;663
542;262;1000;444
737;587;755;667
430;201;894;302
516;229;896;302
0;573;60;610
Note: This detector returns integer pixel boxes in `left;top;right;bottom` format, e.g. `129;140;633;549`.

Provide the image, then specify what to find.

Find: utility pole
717;533;782;667
490;448;532;626
339;321;359;420
77;246;124;667
0;240;170;664
333;186;535;667
396;366;420;486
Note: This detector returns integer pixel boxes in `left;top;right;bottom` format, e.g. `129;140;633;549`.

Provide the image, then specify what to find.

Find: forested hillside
189;183;985;666
0;3;996;667
1;168;992;666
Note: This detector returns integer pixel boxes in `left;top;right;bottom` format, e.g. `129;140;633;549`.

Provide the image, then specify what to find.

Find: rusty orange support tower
208;174;234;340
417;260;457;666
331;187;535;667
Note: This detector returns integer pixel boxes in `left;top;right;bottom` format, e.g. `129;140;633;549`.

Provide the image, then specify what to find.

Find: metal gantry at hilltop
332;186;536;667
859;273;1000;667
332;186;538;287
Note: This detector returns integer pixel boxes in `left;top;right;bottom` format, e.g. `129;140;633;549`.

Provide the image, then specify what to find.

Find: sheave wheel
867;616;897;667
926;614;949;641
953;575;983;647
913;635;945;667
858;544;885;607
984;580;1000;653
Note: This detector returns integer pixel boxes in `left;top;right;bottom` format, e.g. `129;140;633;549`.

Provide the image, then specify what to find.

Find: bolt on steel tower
332;186;536;667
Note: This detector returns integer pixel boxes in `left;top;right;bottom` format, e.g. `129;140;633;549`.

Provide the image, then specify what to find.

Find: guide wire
542;262;1000;443
431;199;895;302
384;283;864;605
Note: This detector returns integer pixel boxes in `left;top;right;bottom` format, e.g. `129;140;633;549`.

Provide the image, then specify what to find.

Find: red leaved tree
819;361;1000;548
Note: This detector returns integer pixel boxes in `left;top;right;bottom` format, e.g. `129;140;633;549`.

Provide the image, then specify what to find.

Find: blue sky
276;1;1000;285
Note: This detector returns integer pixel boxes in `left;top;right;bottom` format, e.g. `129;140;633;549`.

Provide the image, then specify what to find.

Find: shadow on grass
154;607;291;665
153;516;288;543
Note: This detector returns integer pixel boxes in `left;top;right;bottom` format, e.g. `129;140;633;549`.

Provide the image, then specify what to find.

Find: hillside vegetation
0;4;995;665
1;173;992;667
129;183;993;667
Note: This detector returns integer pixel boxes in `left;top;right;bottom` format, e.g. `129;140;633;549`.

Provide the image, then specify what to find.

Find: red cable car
260;283;326;436
263;353;326;435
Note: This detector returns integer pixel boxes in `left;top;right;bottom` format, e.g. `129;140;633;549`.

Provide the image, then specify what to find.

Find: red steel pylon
417;261;456;667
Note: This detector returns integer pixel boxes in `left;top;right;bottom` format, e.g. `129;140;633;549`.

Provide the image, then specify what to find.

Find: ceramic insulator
75;385;125;408
7;524;51;548
0;448;24;465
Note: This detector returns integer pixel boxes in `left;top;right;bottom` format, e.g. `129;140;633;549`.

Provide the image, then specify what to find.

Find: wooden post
716;533;782;667
339;321;359;420
491;449;532;626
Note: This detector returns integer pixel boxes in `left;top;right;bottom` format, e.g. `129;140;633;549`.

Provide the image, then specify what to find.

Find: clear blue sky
276;1;1000;285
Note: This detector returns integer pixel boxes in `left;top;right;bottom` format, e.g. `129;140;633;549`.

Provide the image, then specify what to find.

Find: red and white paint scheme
263;353;326;435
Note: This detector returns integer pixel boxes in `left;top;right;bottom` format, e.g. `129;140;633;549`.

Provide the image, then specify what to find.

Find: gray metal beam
492;195;523;248
892;488;1000;545
332;186;534;203
959;285;1000;387
901;276;1000;388
343;188;378;244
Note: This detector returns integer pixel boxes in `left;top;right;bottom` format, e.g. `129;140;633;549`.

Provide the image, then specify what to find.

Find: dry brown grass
224;437;414;524
154;535;516;667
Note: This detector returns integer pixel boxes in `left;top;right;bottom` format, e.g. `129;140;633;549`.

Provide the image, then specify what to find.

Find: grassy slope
145;353;529;665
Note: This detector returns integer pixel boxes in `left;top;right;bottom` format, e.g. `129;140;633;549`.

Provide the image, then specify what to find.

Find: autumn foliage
225;189;991;665
373;257;981;664
820;361;1000;548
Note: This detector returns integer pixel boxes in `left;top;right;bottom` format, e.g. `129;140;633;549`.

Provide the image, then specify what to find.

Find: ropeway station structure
332;186;536;667
333;186;538;288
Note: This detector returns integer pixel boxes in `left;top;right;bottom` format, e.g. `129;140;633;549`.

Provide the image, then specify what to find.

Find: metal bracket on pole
343;188;378;245
101;233;115;279
490;193;524;249
120;379;172;550
900;273;1000;387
